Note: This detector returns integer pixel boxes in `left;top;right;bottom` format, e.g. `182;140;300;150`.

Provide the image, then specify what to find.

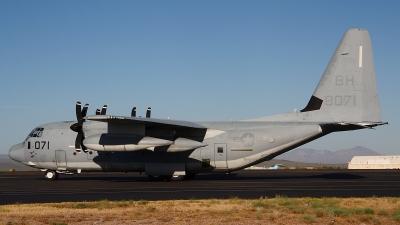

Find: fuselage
9;117;325;175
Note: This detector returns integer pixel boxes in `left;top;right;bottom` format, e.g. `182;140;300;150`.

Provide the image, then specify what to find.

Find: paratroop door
214;143;227;168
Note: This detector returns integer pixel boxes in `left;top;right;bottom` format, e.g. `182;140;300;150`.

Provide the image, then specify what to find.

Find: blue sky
1;1;399;155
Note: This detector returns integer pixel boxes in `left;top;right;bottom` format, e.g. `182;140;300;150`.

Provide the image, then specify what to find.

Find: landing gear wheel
44;170;59;181
171;175;185;181
148;175;172;182
161;175;172;181
148;175;162;181
184;173;196;180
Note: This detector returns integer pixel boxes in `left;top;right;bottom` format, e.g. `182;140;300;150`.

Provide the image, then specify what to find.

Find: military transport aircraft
9;28;387;181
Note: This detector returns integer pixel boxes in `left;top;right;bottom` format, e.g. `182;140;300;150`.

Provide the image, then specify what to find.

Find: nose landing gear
44;170;59;181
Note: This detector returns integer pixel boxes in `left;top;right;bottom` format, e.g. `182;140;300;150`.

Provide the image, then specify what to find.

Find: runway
1;170;399;205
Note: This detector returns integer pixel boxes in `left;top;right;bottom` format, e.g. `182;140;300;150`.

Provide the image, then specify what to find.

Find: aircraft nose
9;143;26;163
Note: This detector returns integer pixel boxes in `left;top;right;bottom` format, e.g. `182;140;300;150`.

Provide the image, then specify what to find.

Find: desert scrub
137;200;149;205
364;207;375;214
1;197;400;225
393;209;400;221
289;205;307;214
315;208;325;217
229;196;244;204
252;201;269;208
301;214;316;223
378;209;389;216
330;207;352;217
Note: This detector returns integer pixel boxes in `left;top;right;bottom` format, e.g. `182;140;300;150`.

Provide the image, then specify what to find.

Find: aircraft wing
84;115;206;129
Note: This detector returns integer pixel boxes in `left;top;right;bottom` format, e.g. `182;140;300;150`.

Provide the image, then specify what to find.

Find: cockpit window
28;127;44;138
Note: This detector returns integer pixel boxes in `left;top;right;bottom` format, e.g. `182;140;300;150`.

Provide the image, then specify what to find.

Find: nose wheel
44;170;59;181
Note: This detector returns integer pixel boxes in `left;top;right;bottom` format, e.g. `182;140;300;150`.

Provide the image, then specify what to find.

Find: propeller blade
76;102;82;121
146;107;151;118
75;132;88;152
100;104;107;115
131;107;136;117
75;133;82;150
81;103;89;118
81;139;87;151
96;109;100;115
73;101;88;152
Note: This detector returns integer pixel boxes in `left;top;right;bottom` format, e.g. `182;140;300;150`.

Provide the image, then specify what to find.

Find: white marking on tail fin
359;46;363;67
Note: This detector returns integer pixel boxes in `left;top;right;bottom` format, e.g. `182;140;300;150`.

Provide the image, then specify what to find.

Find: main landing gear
148;173;196;181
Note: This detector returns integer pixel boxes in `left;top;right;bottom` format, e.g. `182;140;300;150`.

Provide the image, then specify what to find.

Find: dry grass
1;196;400;224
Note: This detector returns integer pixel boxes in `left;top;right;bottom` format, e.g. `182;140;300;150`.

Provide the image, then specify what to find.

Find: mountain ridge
275;146;382;164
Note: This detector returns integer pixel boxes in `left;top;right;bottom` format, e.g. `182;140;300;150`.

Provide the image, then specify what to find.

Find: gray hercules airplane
9;28;387;181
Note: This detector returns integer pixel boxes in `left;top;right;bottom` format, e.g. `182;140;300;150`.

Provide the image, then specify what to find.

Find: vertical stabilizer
301;28;381;123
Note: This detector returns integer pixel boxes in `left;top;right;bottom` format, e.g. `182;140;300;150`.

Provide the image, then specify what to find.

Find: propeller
96;104;107;115
100;104;107;115
70;101;89;152
146;107;151;118
131;107;136;117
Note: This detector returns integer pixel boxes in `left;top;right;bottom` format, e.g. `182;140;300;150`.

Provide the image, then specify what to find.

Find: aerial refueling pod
166;137;207;152
83;134;172;151
82;134;207;152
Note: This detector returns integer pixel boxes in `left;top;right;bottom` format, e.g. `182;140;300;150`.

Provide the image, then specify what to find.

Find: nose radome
9;143;25;163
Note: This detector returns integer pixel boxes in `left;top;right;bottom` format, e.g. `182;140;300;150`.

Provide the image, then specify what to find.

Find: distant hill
257;159;347;169
0;154;11;159
275;146;382;164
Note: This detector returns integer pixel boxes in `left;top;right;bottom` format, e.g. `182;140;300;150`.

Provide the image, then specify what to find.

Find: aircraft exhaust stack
96;109;100;115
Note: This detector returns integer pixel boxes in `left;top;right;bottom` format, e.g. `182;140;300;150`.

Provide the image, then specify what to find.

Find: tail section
301;28;382;123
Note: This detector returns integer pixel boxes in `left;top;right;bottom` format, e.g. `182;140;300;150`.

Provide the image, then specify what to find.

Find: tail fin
301;28;382;123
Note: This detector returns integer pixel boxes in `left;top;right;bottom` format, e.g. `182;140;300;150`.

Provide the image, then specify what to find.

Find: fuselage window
218;147;223;153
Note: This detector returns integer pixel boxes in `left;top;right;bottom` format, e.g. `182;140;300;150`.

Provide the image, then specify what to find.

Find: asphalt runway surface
1;170;399;205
